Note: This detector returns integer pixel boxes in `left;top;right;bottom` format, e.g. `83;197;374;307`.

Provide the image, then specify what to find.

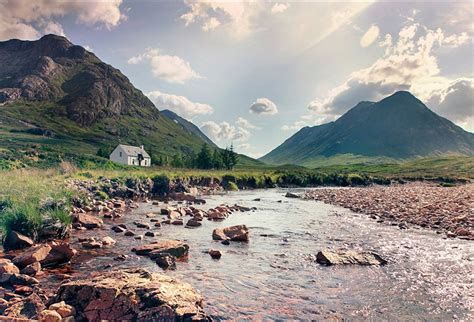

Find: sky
1;0;473;158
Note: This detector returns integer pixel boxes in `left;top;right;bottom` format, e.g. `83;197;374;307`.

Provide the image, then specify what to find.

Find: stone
75;213;103;229
285;192;300;198
38;309;62;322
155;254;176;270
132;240;189;258
81;240;102;249
0;259;20;276
212;225;249;242
134;221;151;229
134;235;144;240
112;225;127;233
101;236;116;246
2;293;45;319
171;219;184;225
12;244;52;268
145;231;156;237
8;274;40;286
316;250;387;266
208;250;222;259
185;219;202;228
49;301;76;318
51;268;208;321
207;211;227;220
41;242;77;268
154;222;162;228
20;262;41;276
3;231;34;250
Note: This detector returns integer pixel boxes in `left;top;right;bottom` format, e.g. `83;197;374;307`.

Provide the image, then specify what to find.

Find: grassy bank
0;169;73;241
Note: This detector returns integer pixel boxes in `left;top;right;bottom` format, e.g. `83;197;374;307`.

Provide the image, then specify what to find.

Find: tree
196;144;213;169
221;144;239;170
97;146;110;159
171;153;184;168
212;149;223;169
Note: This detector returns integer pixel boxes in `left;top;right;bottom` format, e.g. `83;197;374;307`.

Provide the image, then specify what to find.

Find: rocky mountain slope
0;34;257;166
261;91;474;166
161;109;216;147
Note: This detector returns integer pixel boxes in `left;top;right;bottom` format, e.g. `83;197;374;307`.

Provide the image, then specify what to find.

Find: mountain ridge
261;91;474;166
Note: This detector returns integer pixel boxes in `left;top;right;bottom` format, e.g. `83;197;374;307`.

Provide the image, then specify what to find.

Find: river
68;188;473;320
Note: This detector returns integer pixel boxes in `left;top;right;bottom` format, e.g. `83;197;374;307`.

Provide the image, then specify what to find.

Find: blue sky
1;0;473;157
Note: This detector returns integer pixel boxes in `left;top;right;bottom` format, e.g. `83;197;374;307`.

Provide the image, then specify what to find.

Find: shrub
0;203;43;239
226;181;239;191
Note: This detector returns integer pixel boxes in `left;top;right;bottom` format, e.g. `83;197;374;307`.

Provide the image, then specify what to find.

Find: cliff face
0;34;157;126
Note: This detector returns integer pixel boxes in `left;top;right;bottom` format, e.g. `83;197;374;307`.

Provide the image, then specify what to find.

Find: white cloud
0;0;125;41
360;24;379;47
271;3;289;14
307;21;473;130
128;48;201;84
147;90;213;119
235;117;259;129
202;17;221;31
249;98;278;115
181;0;287;38
201;121;250;142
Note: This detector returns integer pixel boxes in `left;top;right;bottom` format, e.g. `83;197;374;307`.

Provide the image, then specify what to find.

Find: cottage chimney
140;145;144;150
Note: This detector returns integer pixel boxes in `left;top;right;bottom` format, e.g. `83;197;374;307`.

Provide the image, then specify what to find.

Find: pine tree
212;149;223;169
196;144;213;169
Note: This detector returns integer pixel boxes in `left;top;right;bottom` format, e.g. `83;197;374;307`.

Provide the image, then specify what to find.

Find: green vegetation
0;169;74;240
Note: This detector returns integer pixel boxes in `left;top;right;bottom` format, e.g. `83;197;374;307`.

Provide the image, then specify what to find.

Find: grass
0;169;73;240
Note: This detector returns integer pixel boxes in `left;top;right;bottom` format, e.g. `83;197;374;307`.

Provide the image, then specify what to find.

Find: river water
68;188;473;320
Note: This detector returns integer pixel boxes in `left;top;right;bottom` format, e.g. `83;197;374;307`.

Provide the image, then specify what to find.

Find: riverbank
304;182;474;239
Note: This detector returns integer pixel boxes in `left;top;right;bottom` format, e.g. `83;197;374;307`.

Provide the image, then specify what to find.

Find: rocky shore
304;182;474;239
0;176;255;320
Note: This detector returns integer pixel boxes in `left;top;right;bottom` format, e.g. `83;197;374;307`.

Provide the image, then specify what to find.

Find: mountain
161;109;216;147
261;91;474;166
0;34;261;166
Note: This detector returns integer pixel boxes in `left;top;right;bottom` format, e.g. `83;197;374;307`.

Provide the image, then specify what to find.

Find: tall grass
0;169;72;240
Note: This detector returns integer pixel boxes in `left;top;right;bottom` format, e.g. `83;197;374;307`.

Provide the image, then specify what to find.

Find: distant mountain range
0;34;259;166
261;91;474;166
161;110;216;147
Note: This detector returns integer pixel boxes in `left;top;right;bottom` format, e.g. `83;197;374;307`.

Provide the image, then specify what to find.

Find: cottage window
119;152;122;157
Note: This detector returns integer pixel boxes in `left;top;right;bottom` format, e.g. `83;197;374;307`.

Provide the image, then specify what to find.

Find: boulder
41;242;77;268
0;259;20;276
3;231;34;250
185;219;202;228
155;254;176;270
285;192;300;198
316;250;387;266
133;221;151;229
2;293;45;319
112;225;126;233
20;262;41;276
132;240;189;258
51;269;209;321
75;213;103;229
212;225;249;242
82;240;102;249
7;274;40;286
12;244;52;268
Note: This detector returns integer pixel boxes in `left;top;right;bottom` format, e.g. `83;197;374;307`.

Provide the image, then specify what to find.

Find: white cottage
109;144;151;167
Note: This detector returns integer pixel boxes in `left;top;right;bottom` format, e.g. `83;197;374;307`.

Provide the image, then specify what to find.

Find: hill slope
0;34;260;167
161;109;216;147
261;91;474;166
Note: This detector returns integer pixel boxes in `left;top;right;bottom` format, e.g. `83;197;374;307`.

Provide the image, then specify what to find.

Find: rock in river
132;240;189;258
12;244;52;268
75;213;103;229
212;225;249;242
285;192;300;198
51;268;209;321
316;249;387;266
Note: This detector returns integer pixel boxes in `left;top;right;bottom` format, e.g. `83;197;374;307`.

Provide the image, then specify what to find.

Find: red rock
3;231;34;250
0;259;20;276
75;213;103;229
208;250;222;259
132;240;189;258
12;244;52;268
41;242;77;268
212;225;249;242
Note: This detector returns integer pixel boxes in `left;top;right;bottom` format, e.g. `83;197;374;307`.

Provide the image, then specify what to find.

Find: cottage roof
117;144;150;158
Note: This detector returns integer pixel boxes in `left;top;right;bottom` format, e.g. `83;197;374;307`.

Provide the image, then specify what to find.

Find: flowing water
65;188;473;320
